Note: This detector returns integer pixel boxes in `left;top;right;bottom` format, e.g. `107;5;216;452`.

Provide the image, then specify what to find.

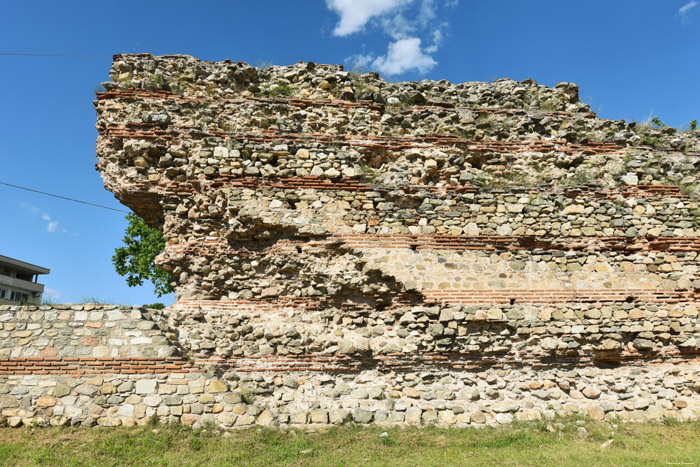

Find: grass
79;295;115;305
0;418;699;466
255;60;274;70
387;94;412;108
360;163;378;185
39;296;57;306
348;63;367;80
259;82;293;98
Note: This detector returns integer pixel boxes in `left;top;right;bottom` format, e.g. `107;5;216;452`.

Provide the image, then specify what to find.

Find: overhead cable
0;181;129;214
0;52;111;58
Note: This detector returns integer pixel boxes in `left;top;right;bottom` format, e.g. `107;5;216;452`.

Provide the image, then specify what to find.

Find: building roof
0;255;50;275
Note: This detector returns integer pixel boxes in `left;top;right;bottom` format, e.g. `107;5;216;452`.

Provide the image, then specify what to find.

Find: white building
0;255;50;305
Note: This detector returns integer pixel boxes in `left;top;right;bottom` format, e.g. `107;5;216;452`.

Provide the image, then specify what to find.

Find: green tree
113;213;174;296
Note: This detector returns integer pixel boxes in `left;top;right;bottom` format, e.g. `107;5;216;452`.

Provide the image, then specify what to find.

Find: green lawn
0;417;699;466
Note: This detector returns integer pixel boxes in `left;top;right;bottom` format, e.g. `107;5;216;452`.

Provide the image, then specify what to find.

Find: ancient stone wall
6;53;700;428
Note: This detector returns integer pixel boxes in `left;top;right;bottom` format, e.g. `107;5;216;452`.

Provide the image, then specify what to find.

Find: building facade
0;255;50;305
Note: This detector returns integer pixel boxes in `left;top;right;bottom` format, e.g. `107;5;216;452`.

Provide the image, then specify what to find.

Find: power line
0;181;129;214
0;53;111;58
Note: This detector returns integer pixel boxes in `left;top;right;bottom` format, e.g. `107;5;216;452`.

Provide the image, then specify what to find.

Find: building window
9;291;22;302
0;289;5;299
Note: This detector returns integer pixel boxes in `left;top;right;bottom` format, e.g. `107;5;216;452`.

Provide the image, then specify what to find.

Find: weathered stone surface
310;409;329;424
329;409;351;425
36;396;57;408
135;380;157;395
352;409;373;424
206;380;228;393
471;411;487;424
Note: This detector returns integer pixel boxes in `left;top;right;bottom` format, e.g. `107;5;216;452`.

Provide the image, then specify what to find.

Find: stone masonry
1;303;699;428
2;53;700;428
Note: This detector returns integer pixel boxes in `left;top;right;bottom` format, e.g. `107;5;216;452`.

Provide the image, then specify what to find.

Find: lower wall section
2;305;700;429
2;364;700;428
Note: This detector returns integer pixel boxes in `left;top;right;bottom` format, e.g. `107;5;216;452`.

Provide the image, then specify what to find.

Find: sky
1;0;699;306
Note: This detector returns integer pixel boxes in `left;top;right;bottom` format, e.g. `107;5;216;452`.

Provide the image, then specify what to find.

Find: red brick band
162;234;700;262
424;289;698;304
340;234;700;252
192;349;700;372
2;348;699;375
0;357;196;375
101;123;627;156
170;296;418;313
170;288;697;314
116;177;691;205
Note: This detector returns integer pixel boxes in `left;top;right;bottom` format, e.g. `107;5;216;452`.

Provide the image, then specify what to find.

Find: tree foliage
112;213;173;297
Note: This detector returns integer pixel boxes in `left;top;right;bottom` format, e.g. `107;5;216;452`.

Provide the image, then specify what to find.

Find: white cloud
20;203;75;236
680;1;698;23
425;24;445;53
20;202;39;215
326;0;410;36
680;1;697;15
329;0;455;75
380;10;417;39
418;0;437;28
371;37;437;75
41;213;58;232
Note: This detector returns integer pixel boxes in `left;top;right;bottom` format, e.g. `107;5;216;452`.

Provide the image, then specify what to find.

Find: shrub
651;116;665;128
113;213;174;297
644;135;660;147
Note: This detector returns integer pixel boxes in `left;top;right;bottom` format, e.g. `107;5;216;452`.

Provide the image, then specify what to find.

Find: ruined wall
7;53;700;428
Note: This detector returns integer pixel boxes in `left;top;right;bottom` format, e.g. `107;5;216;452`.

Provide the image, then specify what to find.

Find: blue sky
1;0;699;305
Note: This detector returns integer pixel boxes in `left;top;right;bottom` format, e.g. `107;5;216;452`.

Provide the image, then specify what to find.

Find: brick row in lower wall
2;348;700;377
0;358;195;375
